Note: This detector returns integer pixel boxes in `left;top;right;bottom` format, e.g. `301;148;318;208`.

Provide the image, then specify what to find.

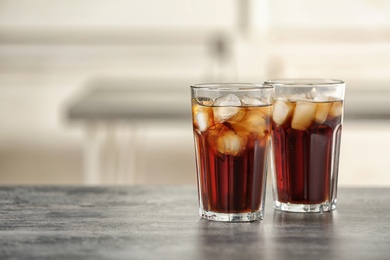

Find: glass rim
191;83;273;91
264;79;345;87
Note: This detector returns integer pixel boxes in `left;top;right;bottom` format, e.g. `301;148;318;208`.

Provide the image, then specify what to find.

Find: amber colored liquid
193;105;271;213
272;101;342;205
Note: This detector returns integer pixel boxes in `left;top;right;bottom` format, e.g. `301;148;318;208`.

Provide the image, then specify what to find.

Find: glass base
200;209;263;222
273;200;336;213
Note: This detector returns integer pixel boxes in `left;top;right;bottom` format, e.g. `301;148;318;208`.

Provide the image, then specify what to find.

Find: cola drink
272;99;343;205
191;84;273;221
267;79;345;213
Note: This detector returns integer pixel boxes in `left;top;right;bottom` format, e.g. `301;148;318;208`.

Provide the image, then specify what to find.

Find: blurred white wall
0;0;389;186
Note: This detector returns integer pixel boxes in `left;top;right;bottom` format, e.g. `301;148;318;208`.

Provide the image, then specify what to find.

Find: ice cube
291;101;317;130
246;110;268;137
205;123;225;149
329;101;342;117
313;95;330;102
213;94;241;123
273;99;295;126
192;104;214;132
308;88;332;102
314;102;332;124
307;88;318;100
227;108;246;124
214;93;241;106
232;109;267;137
216;129;247;156
241;96;266;106
213;107;240;123
288;93;308;102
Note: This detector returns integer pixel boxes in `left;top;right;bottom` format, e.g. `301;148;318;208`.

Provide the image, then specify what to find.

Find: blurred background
0;0;389;186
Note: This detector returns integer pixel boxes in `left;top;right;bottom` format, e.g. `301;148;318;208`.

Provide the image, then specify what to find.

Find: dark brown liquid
272;100;342;204
193;104;271;213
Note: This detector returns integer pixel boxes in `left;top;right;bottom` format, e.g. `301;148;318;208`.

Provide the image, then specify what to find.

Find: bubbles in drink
241;96;266;106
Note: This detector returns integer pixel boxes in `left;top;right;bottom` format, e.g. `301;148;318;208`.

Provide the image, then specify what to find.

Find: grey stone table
0;186;389;260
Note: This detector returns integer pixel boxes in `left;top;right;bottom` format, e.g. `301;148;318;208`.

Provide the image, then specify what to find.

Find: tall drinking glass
191;83;274;221
265;79;345;213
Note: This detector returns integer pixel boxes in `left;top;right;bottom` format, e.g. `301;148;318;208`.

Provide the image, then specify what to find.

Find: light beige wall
0;0;389;186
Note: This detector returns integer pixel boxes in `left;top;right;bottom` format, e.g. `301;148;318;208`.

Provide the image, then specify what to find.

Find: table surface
0;186;389;260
